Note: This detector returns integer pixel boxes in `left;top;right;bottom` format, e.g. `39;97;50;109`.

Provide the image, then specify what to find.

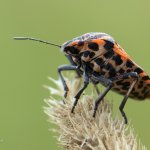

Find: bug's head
61;40;84;57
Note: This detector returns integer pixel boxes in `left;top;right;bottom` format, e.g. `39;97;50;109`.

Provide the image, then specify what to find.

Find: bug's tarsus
71;99;78;113
13;37;61;48
64;91;68;99
62;99;66;104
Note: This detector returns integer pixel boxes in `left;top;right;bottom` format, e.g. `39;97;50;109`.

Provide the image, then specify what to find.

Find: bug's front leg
71;66;89;113
58;65;80;98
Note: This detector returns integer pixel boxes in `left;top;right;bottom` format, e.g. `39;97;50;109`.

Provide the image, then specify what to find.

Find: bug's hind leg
92;72;139;122
112;72;139;124
119;79;137;124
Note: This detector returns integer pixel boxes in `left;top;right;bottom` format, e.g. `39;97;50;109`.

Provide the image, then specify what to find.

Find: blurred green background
0;0;150;149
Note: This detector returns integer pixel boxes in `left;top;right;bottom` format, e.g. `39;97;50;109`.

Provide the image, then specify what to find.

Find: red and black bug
14;32;150;124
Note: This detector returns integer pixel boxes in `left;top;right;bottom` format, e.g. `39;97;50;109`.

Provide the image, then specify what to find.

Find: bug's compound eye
64;46;79;55
88;42;99;51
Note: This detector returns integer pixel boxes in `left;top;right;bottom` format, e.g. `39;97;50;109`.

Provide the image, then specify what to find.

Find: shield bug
14;32;150;124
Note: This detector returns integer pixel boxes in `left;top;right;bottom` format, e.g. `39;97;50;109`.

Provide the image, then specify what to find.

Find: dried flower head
44;76;147;150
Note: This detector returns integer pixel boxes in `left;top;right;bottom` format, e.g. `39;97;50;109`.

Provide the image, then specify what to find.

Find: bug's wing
113;43;131;60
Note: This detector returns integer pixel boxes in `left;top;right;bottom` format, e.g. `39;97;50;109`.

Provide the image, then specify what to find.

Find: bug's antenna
13;37;61;48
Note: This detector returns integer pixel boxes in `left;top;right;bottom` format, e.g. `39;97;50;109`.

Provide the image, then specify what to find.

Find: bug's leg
119;79;137;124
111;72;138;81
93;84;100;95
92;72;139;120
65;56;100;101
93;80;112;117
112;72;139;124
91;79;100;95
58;65;80;98
71;68;89;113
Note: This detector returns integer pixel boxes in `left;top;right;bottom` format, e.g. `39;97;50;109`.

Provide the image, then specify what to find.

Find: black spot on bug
89;52;95;58
78;41;84;46
105;63;113;70
88;42;99;51
147;83;150;87
95;58;104;66
132;87;135;92
127;69;131;73
103;40;114;50
87;62;94;73
112;55;123;65
88;62;94;68
138;96;145;100
132;92;139;97
140;80;143;84
94;70;106;76
104;49;114;59
120;90;127;94
144;90;149;98
126;60;134;68
138;82;143;89
93;71;100;76
122;82;130;87
70;47;79;55
122;86;129;90
116;80;123;85
101;71;106;75
104;63;116;76
112;87;121;91
83;51;90;57
119;68;125;74
144;90;149;96
141;86;147;94
142;75;150;80
82;51;95;58
138;81;144;88
64;46;79;55
134;68;143;74
108;69;116;77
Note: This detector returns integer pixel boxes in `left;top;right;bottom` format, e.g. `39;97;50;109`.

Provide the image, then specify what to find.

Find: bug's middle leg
71;69;89;113
93;78;112;117
91;79;100;95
